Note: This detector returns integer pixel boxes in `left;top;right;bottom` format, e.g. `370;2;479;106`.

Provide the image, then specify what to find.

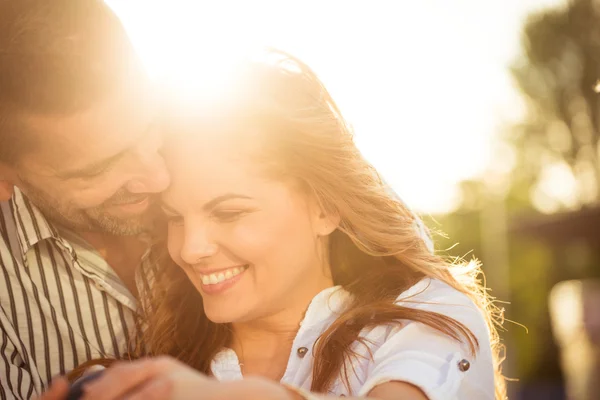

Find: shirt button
458;359;470;372
297;347;308;358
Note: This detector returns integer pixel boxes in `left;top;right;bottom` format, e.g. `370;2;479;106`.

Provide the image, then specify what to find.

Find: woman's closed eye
211;209;249;223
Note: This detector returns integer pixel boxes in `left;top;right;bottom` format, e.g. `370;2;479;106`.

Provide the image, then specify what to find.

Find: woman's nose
179;226;219;265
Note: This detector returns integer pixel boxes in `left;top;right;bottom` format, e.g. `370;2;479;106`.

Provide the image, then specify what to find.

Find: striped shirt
0;188;150;399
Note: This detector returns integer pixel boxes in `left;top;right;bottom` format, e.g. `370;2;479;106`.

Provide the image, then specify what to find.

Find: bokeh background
107;1;600;398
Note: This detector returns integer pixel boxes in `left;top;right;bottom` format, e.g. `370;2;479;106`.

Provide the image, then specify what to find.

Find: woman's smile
193;264;250;295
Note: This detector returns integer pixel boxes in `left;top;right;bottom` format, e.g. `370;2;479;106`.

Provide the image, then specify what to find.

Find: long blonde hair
138;49;507;398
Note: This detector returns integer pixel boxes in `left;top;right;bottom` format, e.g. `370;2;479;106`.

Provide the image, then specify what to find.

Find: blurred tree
428;2;600;397
510;0;600;211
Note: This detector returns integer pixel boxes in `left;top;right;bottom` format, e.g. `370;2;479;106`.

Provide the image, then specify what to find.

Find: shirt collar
10;187;60;256
299;285;352;328
211;285;353;379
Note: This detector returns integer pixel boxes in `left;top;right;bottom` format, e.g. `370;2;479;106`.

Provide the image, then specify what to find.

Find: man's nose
126;151;171;194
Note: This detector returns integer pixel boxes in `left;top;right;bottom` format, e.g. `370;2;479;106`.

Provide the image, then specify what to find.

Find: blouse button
297;347;308;358
458;359;470;372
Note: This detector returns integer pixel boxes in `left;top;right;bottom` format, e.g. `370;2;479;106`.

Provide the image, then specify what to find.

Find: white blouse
210;278;495;399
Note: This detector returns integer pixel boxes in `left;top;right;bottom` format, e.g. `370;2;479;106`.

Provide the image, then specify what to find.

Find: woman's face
162;128;335;324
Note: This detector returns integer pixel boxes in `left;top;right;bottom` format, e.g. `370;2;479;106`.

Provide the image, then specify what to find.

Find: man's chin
89;205;160;236
17;180;160;236
92;214;155;236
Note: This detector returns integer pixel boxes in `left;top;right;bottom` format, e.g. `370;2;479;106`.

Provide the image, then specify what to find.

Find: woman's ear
309;195;340;237
317;211;340;237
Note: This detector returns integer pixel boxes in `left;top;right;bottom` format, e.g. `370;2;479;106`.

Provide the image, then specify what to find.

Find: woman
47;50;506;400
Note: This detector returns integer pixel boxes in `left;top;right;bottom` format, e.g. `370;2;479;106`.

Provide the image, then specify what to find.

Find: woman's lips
196;265;249;295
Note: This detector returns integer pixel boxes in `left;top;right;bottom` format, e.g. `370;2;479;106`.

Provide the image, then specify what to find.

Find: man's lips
109;195;150;206
105;196;152;214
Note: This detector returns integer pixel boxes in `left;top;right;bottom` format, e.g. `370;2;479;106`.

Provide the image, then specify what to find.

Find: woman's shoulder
347;278;495;399
396;278;480;312
392;278;492;346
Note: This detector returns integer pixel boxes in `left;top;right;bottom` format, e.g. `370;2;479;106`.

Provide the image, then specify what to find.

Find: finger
81;364;106;377
123;377;173;400
35;377;69;400
81;358;170;400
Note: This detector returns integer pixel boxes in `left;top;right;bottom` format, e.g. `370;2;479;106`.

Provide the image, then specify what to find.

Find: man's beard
19;180;160;236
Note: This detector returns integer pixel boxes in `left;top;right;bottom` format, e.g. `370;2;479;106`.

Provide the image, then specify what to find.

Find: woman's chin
203;303;246;324
206;314;236;324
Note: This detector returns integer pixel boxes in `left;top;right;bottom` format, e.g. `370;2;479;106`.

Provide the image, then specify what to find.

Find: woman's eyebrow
202;193;252;211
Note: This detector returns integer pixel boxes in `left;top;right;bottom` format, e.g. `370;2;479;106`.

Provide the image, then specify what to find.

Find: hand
78;356;297;400
79;357;216;400
35;378;69;400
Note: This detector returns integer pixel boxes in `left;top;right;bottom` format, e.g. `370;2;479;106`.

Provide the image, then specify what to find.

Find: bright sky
107;0;565;214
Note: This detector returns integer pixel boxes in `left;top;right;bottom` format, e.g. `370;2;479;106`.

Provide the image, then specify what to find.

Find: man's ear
0;163;16;201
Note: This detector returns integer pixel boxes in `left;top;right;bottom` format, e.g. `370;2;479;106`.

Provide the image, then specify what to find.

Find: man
0;0;169;398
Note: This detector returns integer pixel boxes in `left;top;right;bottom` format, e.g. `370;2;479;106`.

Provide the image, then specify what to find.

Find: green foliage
509;0;600;206
430;0;600;390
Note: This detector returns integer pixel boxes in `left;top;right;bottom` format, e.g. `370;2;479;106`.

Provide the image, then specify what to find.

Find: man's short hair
0;0;142;164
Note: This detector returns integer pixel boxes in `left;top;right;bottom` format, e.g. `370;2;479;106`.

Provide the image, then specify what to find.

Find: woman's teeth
199;265;248;285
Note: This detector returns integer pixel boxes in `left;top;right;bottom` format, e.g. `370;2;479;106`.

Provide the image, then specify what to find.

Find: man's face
9;83;171;236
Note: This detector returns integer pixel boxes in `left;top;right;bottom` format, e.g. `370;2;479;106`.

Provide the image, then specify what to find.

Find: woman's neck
230;275;334;381
231;317;298;380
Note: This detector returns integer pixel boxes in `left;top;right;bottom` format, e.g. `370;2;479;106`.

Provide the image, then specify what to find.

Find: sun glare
106;0;559;214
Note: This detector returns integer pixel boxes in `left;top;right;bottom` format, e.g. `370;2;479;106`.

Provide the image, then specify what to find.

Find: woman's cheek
226;220;275;259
